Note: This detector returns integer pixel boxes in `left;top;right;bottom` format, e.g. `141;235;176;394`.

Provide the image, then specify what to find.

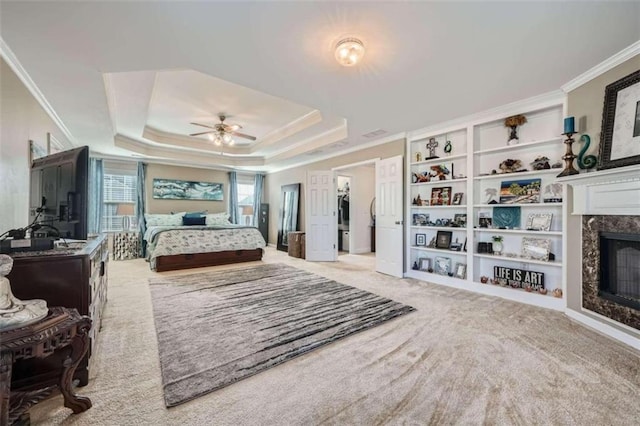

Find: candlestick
563;117;575;134
557;132;579;177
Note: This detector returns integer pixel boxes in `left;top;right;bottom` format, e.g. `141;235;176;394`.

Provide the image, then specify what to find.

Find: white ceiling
1;1;638;172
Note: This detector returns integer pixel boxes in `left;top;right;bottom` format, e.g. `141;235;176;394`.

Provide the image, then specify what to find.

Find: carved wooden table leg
0;351;12;426
59;319;92;413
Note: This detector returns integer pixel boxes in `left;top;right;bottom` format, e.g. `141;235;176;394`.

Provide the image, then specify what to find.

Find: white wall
0;58;72;231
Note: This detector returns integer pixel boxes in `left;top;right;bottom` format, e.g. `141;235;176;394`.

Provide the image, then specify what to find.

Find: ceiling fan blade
230;131;257;141
228;124;242;131
190;122;217;130
189;131;214;137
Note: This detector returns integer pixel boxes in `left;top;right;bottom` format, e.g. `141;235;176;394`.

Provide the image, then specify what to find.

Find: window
237;175;255;226
102;161;138;232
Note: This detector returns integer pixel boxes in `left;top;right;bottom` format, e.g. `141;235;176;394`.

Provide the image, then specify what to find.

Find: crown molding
407;90;565;142
114;133;265;169
256;110;323;148
0;36;76;146
562;40;640;93
266;124;348;163
267;132;406;174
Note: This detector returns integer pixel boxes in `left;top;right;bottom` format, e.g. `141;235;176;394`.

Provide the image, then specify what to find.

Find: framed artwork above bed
152;178;224;201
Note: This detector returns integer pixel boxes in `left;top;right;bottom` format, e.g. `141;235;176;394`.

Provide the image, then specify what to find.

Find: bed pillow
184;211;206;218
183;215;206;226
206;212;231;226
144;213;184;227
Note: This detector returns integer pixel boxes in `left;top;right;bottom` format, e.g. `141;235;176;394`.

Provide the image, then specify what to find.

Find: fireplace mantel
558;165;640;216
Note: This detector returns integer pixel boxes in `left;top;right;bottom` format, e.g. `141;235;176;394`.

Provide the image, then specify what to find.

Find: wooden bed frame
155;248;263;272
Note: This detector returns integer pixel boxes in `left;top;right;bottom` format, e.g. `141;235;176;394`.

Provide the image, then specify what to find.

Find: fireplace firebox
599;232;640;311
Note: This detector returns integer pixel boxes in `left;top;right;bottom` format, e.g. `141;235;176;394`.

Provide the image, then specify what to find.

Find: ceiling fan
189;114;257;146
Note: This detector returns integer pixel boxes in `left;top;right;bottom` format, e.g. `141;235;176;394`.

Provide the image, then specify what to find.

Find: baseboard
565;308;640;352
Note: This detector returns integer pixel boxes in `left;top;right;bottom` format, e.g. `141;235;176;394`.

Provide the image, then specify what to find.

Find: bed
144;224;266;272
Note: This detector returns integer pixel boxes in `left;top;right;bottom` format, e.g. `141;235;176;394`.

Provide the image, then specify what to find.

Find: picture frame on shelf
454;263;467;279
526;213;553;231
436;231;453;249
419;257;432;272
478;217;492;228
521;237;551;261
499;178;541;204
434;256;451;275
416;233;427;246
598;70;640;170
452;192;463;205
453;213;467;227
493;206;521;229
430;186;452;205
413;213;429;226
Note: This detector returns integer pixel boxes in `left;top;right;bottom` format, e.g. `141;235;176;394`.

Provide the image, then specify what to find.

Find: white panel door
375;155;404;277
305;171;337;261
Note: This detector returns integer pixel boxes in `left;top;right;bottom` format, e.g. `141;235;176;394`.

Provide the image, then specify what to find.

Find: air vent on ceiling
362;129;387;138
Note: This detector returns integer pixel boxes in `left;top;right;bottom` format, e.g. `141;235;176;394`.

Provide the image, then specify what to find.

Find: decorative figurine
530;156;551;170
425;138;439;159
504;114;527;145
499;158;523;173
485;188;498;204
539;288;548;295
480;276;489;284
444;140;452;155
415;152;422;162
428;237;437;248
0;255;48;331
412;261;419;270
577;134;597;170
430;164;451;180
552;288;563;298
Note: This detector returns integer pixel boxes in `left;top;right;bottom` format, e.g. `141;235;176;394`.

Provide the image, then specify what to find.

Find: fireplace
599;232;640;311
582;216;640;330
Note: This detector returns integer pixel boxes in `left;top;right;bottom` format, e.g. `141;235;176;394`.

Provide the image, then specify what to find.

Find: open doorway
333;160;377;265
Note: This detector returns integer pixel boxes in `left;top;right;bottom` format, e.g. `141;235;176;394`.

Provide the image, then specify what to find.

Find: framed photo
419;257;432;271
499;178;541;204
452;192;463;205
521;237;551;261
430;186;452;206
526;213;552;231
598;70;640;170
454;263;467;279
478;217;492;228
416;233;427;246
434;256;451;275
453;213;467;227
413;213;429;226
436;231;452;249
153;178;224;201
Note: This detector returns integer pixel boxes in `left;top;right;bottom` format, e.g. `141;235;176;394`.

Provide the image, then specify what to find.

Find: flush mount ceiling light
335;37;365;67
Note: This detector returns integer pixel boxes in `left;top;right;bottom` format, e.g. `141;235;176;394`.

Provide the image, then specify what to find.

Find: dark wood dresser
7;234;108;389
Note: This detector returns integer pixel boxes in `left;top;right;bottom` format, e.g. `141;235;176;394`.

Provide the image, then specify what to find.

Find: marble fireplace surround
582;215;640;330
561;165;640;332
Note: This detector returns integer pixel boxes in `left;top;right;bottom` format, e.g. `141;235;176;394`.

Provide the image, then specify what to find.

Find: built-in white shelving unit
405;96;567;311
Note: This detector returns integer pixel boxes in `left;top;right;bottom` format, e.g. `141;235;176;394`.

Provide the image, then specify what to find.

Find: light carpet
148;263;415;407
28;249;640;425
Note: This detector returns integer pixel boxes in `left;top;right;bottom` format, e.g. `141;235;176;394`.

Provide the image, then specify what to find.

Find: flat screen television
29;146;89;240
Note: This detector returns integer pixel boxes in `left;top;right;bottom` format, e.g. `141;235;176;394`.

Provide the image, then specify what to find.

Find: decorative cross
426;138;439;158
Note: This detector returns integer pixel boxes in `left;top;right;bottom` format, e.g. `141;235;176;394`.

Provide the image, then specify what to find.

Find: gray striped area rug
149;263;415;407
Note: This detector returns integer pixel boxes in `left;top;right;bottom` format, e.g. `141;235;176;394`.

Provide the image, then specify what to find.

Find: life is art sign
493;266;545;289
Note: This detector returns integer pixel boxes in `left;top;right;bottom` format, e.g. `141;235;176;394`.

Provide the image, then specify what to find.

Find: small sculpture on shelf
552;288;563;298
499;158;524;173
539;288;548;295
413;172;430;183
0;255;49;331
428;237;437;248
504;114;527;145
491;236;504;255
530;156;551;170
485;188;498;204
425;138;439;159
412;194;423;205
430;164;451;180
415;152;422;162
577;134;597;170
444;140;452;155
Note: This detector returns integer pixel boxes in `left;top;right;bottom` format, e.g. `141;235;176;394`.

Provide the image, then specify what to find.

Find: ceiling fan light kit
190;114;256;146
335;37;365;67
